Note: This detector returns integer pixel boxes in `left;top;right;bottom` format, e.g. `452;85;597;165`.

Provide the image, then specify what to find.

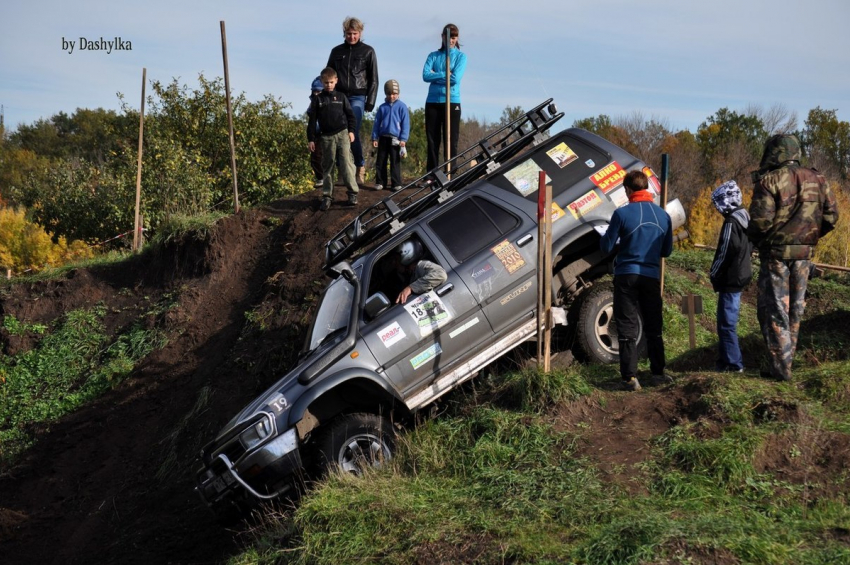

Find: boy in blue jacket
709;180;752;372
600;170;674;391
371;79;410;191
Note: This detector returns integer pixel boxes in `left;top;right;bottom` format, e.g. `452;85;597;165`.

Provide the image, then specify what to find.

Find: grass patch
150;211;228;246
0;308;166;468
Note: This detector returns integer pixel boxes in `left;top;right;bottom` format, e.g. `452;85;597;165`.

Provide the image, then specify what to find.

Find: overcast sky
2;0;848;135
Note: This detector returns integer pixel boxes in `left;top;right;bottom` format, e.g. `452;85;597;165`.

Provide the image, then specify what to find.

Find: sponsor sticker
410;343;442;370
491;240;526;274
500;280;533;305
376;321;406;348
404;292;451;337
567;189;604;219
609;186;628;208
504;158;551;196
546;142;578;168
589;161;626;194
470;260;495;284
585;159;595;168
550;202;566;222
449;317;480;339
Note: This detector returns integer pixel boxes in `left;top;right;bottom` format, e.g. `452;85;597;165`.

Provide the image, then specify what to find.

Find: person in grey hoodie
709;180;753;372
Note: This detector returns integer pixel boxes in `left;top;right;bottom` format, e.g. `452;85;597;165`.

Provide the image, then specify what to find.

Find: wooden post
221;21;240;214
132;67;146;252
687;293;696;349
659;154;670;294
536;171;551;371
444;26;452;179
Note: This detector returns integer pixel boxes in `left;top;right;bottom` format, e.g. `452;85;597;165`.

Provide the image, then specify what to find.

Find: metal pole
221;21;240;214
543;175;553;372
132;67;146;252
660;154;670;294
444;26;451;179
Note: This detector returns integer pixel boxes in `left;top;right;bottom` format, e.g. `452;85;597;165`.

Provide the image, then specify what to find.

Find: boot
356;166;365;185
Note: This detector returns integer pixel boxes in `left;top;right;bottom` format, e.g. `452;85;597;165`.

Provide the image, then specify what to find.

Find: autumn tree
801;107;850;179
697;108;767;183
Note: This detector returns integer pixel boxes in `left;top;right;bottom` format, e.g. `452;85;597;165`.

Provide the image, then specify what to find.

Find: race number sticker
546;142;578;168
589;161;626;194
404;292;451;337
376;321;406;348
567;189;604;219
491;240;526;274
410;343;442;370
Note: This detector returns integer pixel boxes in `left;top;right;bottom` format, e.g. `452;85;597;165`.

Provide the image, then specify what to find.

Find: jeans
347;95;366;167
716;291;743;371
613;274;665;380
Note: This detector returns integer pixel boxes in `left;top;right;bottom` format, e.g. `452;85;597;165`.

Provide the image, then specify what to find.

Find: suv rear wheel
574;282;645;364
314;413;394;476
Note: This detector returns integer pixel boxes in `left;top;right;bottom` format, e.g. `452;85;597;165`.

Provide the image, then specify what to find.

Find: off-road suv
195;99;682;517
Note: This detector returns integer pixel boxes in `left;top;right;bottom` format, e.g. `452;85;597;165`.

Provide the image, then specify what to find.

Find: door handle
436;283;453;296
516;233;533;247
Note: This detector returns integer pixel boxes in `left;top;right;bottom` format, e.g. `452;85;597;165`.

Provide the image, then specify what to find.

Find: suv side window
429;197;519;263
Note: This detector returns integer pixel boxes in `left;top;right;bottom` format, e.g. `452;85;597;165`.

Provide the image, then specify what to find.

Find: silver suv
196;100;677;518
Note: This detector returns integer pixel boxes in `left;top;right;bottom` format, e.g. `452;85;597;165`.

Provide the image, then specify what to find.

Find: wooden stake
444;26;452;179
659;154;669;294
221;21;240;214
687;293;696;349
132;67;146;252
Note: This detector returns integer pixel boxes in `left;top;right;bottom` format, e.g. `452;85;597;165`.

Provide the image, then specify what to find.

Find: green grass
0;307;167;468
228;249;850;565
150;211;228;246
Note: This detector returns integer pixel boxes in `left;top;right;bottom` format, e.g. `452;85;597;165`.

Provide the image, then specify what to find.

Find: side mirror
327;261;356;282
364;292;391;321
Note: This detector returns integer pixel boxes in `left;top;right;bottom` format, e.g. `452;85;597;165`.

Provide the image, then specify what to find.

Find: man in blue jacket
600;170;674;391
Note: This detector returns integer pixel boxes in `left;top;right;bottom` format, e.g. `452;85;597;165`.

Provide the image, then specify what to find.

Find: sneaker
318;197;331;211
390;185;402;192
347;193;358;206
374;184;383;191
356;166;366;184
649;373;673;386
622;377;641;391
313;178;323;188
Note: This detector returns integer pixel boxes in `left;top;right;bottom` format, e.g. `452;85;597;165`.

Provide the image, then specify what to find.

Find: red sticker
589;161;626;194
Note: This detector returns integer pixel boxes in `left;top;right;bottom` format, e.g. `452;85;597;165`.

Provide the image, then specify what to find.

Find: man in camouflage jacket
747;134;839;381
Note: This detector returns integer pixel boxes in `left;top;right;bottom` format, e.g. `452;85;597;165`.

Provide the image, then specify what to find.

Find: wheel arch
551;224;613;304
288;369;408;439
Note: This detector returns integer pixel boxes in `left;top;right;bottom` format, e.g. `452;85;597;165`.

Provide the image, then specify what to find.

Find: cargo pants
756;257;810;381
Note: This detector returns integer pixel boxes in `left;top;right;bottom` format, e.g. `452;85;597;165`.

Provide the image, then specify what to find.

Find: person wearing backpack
709;180;753;373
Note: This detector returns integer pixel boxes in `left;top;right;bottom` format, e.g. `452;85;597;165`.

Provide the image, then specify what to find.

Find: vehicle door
425;194;538;337
359;230;494;398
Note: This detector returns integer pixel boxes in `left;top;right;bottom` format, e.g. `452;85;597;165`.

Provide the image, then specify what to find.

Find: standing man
600;170;674;391
748;134;838;382
327;16;378;186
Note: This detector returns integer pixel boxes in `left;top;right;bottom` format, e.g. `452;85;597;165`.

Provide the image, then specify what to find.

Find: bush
0;206;92;274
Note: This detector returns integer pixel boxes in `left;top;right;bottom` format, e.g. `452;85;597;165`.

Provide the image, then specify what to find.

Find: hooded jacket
710;207;753;292
747;135;839;260
327;41;379;112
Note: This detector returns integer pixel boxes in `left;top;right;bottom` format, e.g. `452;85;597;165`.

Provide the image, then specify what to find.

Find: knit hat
311;77;324;92
711;180;743;215
384;79;399;96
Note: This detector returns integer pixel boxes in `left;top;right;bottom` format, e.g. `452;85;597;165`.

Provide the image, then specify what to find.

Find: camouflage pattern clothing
748;135;839;380
756;258;810;381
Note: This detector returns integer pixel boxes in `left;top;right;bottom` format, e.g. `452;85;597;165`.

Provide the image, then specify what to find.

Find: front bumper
196;427;302;506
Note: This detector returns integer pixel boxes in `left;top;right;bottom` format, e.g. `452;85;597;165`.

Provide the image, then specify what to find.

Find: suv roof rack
323;98;564;270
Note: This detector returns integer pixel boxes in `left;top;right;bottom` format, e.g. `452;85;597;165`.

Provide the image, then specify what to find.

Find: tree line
0;74;848;271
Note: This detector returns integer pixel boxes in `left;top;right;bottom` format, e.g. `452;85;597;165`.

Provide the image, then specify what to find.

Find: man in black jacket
327;17;379;185
709;180;752;372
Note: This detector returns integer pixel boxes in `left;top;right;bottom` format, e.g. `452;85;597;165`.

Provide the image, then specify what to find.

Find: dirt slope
1;187;848;564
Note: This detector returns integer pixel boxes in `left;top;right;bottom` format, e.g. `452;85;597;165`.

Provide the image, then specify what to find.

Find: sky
1;0;849;136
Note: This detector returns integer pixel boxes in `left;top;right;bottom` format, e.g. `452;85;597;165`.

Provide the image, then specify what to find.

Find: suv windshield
307;274;356;352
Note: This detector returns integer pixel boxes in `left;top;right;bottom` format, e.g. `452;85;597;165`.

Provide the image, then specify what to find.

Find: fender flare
550;223;611;300
287;368;405;430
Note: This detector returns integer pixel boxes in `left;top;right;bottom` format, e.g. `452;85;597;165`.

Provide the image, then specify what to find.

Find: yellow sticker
491;240;526;274
567;189;603;219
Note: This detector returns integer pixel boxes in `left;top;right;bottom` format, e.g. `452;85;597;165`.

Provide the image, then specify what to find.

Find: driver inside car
393;240;447;304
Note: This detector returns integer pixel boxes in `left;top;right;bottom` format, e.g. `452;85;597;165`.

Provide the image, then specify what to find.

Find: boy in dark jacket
307;67;359;211
709;180;753;372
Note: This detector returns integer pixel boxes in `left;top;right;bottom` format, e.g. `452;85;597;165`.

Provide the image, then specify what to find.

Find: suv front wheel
574;282;645;364
314;413;394;476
